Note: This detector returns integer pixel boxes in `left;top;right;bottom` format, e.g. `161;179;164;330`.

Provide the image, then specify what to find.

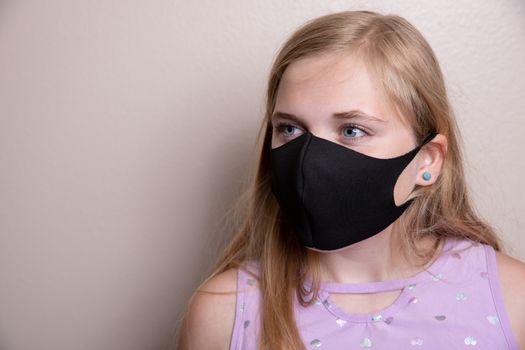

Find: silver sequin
431;273;443;281
385;316;394;324
411;337;424;346
247;278;256;286
371;314;383;322
310;339;322;347
487;315;499;325
456;292;467;301
336;318;347;327
407;283;417;290
360;337;372;347
243;320;250;328
239;303;245;312
408;296;418;304
434;315;446;321
464;336;478;346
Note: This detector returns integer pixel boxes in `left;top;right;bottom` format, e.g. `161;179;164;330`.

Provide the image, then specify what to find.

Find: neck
307;222;439;284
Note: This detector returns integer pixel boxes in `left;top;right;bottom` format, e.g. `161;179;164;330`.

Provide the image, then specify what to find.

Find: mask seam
299;135;311;199
299;134;314;247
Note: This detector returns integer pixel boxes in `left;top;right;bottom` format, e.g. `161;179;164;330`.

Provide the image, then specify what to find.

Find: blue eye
274;123;302;138
342;125;366;138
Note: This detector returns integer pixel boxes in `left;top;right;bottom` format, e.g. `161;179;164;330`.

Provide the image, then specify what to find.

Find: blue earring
422;171;432;181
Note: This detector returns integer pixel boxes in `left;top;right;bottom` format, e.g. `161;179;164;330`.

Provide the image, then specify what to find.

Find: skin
178;52;525;349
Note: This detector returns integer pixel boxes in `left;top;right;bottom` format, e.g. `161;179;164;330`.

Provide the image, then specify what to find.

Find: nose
303;128;332;142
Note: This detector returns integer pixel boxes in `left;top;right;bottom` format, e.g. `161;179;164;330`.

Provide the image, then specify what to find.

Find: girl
178;10;525;350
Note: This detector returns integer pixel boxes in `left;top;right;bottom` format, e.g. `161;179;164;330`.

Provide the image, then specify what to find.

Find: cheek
393;160;418;206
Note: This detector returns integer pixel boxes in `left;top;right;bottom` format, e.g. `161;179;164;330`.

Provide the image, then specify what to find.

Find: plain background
0;1;524;349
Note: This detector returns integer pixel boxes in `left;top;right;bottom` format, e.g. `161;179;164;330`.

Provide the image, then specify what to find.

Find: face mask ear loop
420;130;438;147
393;131;437;209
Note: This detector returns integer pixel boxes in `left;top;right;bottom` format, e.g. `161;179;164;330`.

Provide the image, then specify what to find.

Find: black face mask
270;131;437;251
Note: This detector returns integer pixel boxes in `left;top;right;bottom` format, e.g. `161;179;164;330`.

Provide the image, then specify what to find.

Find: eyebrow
270;110;386;125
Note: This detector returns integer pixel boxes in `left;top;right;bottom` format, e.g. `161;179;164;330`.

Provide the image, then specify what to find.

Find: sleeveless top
229;237;520;349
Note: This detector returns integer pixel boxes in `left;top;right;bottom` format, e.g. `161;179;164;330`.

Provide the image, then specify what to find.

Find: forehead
274;52;407;126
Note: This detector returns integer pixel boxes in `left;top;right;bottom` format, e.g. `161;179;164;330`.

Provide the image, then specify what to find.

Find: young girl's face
270;52;434;205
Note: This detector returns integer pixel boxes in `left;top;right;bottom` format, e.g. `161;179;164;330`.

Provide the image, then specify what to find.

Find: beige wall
0;1;523;349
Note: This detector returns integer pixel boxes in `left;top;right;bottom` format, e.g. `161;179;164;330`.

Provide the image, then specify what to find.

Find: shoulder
494;250;525;348
177;268;238;350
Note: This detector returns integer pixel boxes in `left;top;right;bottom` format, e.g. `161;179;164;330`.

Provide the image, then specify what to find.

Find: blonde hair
186;10;502;349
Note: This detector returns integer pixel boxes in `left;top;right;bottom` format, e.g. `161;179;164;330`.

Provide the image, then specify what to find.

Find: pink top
229;237;519;349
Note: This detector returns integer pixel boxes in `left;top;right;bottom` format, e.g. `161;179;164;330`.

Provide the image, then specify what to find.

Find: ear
415;134;447;186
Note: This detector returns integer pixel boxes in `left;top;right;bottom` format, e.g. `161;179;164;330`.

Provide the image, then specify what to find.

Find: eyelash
273;122;370;141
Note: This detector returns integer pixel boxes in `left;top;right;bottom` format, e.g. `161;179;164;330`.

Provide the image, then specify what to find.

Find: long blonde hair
191;10;501;349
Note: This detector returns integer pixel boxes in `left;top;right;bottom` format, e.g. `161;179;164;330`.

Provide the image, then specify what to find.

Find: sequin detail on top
229;238;520;350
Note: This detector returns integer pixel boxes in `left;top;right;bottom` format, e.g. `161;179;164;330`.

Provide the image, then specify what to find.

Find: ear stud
422;171;432;181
